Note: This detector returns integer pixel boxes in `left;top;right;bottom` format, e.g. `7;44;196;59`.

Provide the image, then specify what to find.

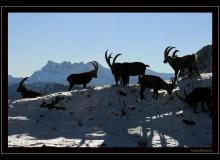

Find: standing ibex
176;87;212;116
66;61;98;91
17;77;42;98
163;46;200;80
105;50;150;85
138;75;176;100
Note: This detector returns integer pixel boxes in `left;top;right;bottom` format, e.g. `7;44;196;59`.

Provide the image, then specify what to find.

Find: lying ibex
163;46;200;80
67;61;98;91
105;50;150;85
17;77;42;98
176;87;212;116
138;75;176;100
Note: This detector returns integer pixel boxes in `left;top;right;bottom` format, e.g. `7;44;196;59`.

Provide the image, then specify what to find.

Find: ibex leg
68;84;74;91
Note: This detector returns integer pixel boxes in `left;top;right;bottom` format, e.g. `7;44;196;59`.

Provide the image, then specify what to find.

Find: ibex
105;50;150;85
138;75;176;100
175;87;212;116
66;61;98;91
17;77;42;98
163;46;200;80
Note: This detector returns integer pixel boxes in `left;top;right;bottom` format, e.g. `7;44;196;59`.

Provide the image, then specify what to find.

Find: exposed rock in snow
196;45;212;73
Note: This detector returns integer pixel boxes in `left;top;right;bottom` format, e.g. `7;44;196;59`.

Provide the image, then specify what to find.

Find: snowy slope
8;82;73;100
8;73;212;148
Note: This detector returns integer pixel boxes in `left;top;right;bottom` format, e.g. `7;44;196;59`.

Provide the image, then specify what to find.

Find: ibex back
105;50;149;85
66;61;98;90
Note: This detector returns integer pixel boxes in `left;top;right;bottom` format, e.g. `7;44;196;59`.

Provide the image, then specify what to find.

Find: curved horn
172;50;179;57
89;62;97;71
113;53;122;65
164;46;175;58
17;77;29;92
167;47;176;54
105;50;113;68
164;46;171;58
19;77;29;86
92;61;98;71
105;50;109;61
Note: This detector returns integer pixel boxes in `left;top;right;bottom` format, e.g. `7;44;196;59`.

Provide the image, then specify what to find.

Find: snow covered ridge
8;73;212;148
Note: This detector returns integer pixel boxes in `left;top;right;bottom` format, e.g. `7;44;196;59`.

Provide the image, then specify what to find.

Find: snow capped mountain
27;60;115;85
8;61;173;100
8;44;212;86
11;60;173;86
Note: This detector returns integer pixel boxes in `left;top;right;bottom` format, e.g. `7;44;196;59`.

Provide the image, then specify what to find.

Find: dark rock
182;119;195;125
118;90;127;96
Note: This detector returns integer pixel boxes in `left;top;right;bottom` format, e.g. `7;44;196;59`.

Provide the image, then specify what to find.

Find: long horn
18;77;29;91
164;46;171;58
105;50;113;68
172;50;179;57
89;62;97;71
19;77;29;86
92;61;98;71
164;46;175;58
113;53;122;65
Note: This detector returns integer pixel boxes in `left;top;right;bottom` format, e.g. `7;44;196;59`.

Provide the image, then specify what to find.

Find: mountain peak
46;60;57;65
61;61;72;65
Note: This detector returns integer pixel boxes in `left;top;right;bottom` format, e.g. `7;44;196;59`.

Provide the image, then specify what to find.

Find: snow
8;73;212;148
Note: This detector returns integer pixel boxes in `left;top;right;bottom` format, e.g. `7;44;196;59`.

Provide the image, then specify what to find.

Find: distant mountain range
8;45;212;100
8;61;173;86
8;75;23;86
8;44;212;87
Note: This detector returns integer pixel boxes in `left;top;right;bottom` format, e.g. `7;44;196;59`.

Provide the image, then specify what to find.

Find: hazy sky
8;13;212;77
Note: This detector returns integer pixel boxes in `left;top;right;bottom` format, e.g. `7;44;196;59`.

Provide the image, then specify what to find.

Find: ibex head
17;77;29;92
89;61;98;78
163;46;179;63
105;50;122;74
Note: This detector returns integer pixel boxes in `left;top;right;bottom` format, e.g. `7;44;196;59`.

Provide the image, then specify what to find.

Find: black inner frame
1;6;219;154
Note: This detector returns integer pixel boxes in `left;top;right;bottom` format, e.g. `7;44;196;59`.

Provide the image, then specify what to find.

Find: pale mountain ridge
8;75;23;86
9;60;173;85
8;61;173;100
8;44;212;86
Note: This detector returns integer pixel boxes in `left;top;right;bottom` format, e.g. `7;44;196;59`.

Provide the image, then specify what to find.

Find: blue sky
8;13;212;77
